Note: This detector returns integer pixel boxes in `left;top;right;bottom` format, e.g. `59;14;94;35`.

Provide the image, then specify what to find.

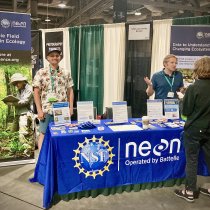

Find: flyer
164;99;180;119
77;101;94;123
147;99;163;119
52;102;71;125
112;101;128;123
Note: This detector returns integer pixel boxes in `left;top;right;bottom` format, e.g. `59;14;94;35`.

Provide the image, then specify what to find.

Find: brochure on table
164;99;180;119
52;102;71;125
147;99;163;119
112;101;128;123
77;101;94;123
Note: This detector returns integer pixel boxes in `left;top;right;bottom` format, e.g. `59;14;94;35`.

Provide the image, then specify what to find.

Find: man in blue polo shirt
144;54;185;99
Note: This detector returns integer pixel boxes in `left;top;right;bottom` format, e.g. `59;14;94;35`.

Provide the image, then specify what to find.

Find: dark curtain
31;30;42;78
124;22;153;117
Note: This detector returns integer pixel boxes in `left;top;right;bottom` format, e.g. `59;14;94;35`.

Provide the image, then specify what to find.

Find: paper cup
142;116;149;129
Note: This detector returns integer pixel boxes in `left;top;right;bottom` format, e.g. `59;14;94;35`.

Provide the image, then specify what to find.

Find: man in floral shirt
33;49;74;150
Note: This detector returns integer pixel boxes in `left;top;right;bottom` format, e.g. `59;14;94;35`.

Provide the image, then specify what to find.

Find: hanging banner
0;12;34;166
170;26;210;69
41;28;71;74
113;0;127;23
170;25;210;86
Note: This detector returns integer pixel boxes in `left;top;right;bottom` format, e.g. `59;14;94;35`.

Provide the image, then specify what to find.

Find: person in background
144;54;185;99
174;56;210;202
9;73;33;134
33;48;74;151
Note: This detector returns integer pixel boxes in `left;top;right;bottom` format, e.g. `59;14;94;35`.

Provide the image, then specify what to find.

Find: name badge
167;91;174;98
47;92;58;103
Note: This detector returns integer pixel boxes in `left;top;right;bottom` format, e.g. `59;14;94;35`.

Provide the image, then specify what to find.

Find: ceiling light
45;17;51;22
58;1;66;8
135;12;141;16
45;0;51;23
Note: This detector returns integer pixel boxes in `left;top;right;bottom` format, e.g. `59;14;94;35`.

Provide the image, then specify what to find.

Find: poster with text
170;25;210;87
0;11;34;166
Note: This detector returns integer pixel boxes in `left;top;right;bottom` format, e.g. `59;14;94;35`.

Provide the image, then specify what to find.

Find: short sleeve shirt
151;69;184;100
32;66;74;114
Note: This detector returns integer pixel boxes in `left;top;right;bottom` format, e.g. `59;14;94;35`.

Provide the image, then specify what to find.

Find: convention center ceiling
0;0;209;29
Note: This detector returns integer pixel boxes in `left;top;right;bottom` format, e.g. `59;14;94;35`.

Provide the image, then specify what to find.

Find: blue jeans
39;114;54;134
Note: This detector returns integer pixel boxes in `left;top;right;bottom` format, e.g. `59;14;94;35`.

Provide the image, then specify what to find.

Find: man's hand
70;107;74;116
38;110;45;121
176;91;184;99
144;77;152;86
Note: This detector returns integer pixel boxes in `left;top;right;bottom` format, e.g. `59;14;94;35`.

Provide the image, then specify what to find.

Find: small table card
147;99;163;119
164;99;180;119
77;101;94;123
52;102;71;125
112;101;128;123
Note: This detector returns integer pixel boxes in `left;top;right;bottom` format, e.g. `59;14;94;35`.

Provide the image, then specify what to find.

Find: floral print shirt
32;66;74;114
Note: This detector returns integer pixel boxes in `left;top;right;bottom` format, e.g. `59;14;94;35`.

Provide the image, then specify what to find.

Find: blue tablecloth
30;119;209;208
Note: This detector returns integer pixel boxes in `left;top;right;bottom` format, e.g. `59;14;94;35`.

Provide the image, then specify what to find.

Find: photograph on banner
170;25;210;87
0;12;34;165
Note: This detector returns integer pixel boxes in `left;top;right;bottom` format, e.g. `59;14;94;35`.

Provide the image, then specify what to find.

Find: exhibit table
30;119;209;208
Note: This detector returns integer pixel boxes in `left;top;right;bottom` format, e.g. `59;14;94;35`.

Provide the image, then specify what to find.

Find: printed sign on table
112;101;128;123
52;102;71;125
147;99;163;119
164;99;179;119
77;101;94;123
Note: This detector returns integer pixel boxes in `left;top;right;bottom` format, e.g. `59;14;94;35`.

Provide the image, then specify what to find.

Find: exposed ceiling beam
78;0;113;25
130;0;209;12
188;0;200;7
59;0;113;27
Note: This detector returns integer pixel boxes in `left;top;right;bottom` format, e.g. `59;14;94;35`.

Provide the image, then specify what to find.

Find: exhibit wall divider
69;25;104;115
69;23;126;115
0;12;35;166
42;23;125;115
124;22;153;117
40;15;210;118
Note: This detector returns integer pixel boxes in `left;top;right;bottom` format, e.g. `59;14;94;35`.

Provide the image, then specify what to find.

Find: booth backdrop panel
0;11;34;166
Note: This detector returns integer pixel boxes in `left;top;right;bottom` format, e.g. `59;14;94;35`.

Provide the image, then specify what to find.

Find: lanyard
50;66;59;92
162;71;174;91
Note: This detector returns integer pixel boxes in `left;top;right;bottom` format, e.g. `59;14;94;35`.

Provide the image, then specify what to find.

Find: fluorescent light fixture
45;17;51;22
135;11;141;16
58;2;66;8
